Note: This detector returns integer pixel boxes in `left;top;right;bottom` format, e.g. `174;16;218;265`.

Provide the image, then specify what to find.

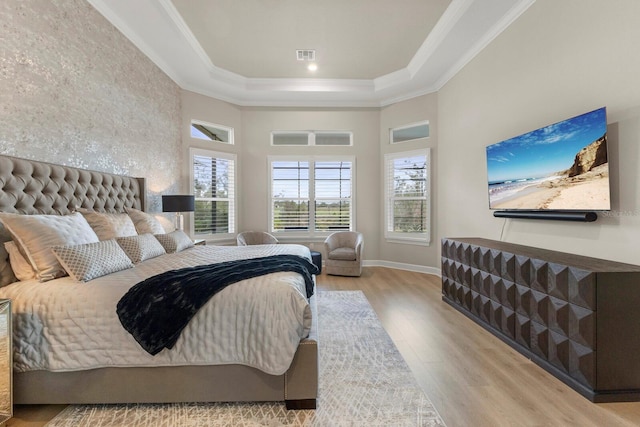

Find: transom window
190;148;236;240
269;157;354;238
191;120;234;144
271;131;352;146
384;149;430;245
390;121;430;144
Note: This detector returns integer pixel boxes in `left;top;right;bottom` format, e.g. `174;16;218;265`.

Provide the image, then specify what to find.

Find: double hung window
190;148;236;240
384;149;430;245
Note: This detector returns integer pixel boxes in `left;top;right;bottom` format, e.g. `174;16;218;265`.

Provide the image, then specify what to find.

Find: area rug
46;291;446;426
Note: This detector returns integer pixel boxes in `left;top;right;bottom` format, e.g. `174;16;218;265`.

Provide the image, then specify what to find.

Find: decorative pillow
117;234;166;264
78;209;138;240
125;207;165;235
52;240;134;282
4;241;36;281
0;212;100;281
154;230;194;253
0;225;17;287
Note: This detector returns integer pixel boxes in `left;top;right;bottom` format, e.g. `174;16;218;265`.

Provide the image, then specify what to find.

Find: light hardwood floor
8;267;640;426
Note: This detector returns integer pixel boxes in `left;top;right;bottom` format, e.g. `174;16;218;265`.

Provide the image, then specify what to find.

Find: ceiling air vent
296;50;316;61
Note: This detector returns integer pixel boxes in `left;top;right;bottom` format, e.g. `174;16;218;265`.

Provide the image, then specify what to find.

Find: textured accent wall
0;0;181;212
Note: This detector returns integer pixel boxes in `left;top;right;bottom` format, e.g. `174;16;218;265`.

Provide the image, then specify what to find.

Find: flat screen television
486;107;610;212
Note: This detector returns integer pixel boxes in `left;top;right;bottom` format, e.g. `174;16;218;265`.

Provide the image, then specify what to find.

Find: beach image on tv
486;107;610;210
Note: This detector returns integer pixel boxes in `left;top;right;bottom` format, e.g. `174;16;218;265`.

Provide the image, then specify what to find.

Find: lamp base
174;213;184;231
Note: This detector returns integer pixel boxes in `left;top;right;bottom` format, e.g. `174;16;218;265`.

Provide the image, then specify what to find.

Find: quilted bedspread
0;244;313;375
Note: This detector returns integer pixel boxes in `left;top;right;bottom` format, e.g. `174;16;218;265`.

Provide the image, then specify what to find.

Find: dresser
441;238;640;402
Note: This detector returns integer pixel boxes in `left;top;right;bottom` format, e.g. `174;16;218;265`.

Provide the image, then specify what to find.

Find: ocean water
488;175;561;206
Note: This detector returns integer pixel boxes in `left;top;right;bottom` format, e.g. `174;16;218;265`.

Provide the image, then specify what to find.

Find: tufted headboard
0;155;145;215
0;155;146;286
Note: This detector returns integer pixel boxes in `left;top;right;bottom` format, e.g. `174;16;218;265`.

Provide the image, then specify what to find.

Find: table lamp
162;195;195;231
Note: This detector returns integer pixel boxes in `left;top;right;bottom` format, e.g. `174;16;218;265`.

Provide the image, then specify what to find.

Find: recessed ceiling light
307;63;318;72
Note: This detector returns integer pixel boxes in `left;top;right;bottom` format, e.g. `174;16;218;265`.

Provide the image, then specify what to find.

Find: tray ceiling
88;0;535;107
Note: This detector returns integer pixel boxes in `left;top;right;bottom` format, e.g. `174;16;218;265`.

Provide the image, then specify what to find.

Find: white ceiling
88;0;535;108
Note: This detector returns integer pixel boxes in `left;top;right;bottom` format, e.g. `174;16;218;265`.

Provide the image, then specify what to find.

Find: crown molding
88;0;536;108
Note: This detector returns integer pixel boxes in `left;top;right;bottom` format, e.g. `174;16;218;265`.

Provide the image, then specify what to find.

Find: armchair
237;231;279;246
324;231;363;277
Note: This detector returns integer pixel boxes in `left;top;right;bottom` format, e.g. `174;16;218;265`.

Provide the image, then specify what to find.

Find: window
190;148;236;240
271;131;352;146
271;132;309;146
191;120;234;144
390;121;429;144
270;157;354;238
384;149;430;245
314;132;352;146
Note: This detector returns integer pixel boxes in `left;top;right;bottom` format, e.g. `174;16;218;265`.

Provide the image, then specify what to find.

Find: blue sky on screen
486;107;606;183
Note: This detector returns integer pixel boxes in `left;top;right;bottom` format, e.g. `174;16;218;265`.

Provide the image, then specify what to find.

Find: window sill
384;237;430;247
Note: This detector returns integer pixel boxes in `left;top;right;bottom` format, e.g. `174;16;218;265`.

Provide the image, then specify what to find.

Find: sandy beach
492;164;609;210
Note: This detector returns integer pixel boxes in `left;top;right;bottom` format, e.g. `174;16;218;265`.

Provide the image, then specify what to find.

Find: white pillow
0;212;100;281
3;241;36;281
78;209;138;240
52;240;134;282
154;230;194;253
125;207;165;235
0;225;17;287
117;234;166;264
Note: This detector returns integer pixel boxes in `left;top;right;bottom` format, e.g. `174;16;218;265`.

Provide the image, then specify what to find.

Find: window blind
384;150;429;244
271;159;353;233
192;153;235;235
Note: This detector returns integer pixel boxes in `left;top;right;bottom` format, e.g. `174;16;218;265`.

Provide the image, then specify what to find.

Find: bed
0;154;318;409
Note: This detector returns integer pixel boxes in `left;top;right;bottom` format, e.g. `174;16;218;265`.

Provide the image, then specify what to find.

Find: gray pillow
52;240;134;282
125;207;165;235
117;234;166;264
154;230;194;253
78;209;138;240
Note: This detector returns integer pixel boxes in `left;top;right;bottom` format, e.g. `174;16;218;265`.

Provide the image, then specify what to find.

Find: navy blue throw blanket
116;254;318;355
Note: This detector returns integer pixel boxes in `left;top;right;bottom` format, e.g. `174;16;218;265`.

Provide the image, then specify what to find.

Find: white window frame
390;121;430;144
189;147;237;242
268;155;356;241
384;149;430;246
271;131;353;146
191;120;234;145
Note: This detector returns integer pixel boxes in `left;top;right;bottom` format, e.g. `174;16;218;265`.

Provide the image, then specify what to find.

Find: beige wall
14;0;639;270
438;0;640;264
180;90;242;235
0;0;181;213
239;108;381;259
379;94;438;270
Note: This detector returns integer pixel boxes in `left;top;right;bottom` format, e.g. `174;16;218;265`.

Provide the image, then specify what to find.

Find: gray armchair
237;231;279;246
324;231;363;277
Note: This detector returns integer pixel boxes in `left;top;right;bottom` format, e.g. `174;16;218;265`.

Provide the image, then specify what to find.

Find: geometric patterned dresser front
441;237;640;402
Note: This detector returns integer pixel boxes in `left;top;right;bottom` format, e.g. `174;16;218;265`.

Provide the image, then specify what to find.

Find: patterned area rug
46;291;446;426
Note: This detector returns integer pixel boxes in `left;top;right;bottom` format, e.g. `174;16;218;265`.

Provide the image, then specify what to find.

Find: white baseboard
362;260;441;276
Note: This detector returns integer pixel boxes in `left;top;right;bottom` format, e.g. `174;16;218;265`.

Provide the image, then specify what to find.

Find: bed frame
0;154;318;409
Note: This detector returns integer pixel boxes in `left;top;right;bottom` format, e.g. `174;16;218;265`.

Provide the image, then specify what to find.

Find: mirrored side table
0;300;11;426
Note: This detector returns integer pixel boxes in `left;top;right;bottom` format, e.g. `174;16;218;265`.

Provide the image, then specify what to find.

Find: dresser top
443;237;640;273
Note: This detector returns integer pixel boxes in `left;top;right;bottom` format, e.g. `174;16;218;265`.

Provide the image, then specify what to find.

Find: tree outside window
384;149;430;245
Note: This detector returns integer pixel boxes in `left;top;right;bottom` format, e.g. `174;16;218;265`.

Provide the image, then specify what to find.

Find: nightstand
310;251;322;274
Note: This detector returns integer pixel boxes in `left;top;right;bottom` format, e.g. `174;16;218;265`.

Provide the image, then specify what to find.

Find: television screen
486;107;610;211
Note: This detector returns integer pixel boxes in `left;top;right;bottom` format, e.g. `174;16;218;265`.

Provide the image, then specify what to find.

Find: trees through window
191;148;236;238
384;149;430;245
270;158;354;236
